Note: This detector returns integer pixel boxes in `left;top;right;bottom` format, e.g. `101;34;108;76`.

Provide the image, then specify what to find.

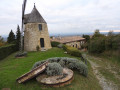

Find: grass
87;53;120;89
0;48;102;90
99;68;120;85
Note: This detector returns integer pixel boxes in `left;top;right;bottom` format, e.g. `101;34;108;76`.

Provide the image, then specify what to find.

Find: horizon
2;31;120;38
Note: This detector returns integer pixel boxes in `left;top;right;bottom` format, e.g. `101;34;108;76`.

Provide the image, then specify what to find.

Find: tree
92;29;104;39
7;30;15;43
88;29;106;53
16;25;21;50
105;31;114;50
89;37;105;53
82;35;90;49
0;36;4;43
83;34;90;42
0;36;4;46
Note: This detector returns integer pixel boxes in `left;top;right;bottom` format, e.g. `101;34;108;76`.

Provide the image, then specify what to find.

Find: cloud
0;0;120;36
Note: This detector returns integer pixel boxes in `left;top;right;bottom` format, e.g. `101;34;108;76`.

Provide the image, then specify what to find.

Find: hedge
63;45;82;57
0;44;17;60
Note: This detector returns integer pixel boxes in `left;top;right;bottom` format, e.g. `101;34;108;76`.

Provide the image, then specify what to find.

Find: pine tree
16;25;21;50
7;30;15;43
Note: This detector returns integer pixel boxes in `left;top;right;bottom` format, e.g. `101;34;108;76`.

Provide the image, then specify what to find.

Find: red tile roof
51;36;85;44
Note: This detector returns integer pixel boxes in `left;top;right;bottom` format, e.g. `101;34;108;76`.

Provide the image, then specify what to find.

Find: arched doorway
40;38;44;48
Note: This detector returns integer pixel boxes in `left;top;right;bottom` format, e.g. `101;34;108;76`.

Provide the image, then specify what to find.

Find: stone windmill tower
24;4;51;51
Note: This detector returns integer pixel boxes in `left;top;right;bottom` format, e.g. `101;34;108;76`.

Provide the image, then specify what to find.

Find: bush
36;45;40;51
63;45;82;57
51;41;60;47
15;52;27;57
68;61;88;76
32;57;88;77
88;37;105;53
32;60;46;69
46;62;63;76
0;44;17;60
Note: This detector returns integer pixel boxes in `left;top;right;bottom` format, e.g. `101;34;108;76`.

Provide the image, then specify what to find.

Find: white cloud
0;0;120;36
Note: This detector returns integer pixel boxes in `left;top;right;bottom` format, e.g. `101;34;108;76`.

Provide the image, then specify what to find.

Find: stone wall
24;23;52;51
65;40;85;49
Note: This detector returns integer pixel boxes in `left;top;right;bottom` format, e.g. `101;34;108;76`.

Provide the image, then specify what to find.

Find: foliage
82;35;90;49
0;48;102;90
63;45;82;57
83;34;90;42
36;45;40;51
32;57;88;77
0;36;4;43
0;36;5;47
68;61;88;76
0;44;17;60
57;44;63;48
105;32;120;50
7;30;15;43
51;41;60;47
16;25;21;50
15;52;27;58
92;29;105;39
46;62;63;76
88;30;120;54
89;37;105;53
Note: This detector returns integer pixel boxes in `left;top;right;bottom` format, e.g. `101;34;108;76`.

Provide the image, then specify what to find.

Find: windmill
20;0;27;51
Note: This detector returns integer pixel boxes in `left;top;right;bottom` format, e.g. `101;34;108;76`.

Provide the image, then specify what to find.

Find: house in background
51;36;86;49
24;4;51;51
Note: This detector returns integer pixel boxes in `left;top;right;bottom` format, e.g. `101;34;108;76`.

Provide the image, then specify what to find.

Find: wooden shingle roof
24;5;46;24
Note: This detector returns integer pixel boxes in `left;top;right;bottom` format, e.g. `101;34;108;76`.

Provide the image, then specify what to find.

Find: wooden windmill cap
24;3;47;24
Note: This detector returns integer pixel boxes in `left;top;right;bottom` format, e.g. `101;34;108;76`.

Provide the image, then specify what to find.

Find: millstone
36;68;74;87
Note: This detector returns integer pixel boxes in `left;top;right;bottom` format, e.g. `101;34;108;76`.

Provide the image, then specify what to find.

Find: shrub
46;62;63;76
63;45;82;57
51;41;60;47
15;52;27;58
0;44;17;60
68;61;88;76
32;57;88;77
89;37;105;53
32;60;46;69
36;45;40;51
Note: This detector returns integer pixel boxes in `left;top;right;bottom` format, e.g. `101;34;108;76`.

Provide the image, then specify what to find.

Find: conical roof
24;5;46;24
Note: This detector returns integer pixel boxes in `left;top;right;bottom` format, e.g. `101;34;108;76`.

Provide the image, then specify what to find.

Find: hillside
0;48;101;90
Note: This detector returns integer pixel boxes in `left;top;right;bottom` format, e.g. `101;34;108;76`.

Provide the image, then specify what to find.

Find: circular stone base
36;68;74;87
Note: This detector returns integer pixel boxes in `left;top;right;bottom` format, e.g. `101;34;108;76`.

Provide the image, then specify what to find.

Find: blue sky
0;0;120;36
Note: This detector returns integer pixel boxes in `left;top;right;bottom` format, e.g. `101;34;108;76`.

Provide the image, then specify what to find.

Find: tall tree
0;36;4;42
0;36;4;46
7;30;15;43
16;25;21;50
92;29;104;39
88;29;106;53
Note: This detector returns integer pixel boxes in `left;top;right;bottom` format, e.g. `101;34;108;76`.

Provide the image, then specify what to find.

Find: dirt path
84;54;119;90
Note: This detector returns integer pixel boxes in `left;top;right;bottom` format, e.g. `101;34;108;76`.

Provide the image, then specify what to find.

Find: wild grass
0;48;101;90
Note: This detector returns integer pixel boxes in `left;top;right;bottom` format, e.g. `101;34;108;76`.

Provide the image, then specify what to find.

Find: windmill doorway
40;38;44;48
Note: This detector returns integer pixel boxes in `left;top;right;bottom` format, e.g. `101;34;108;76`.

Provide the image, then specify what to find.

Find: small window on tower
38;24;42;31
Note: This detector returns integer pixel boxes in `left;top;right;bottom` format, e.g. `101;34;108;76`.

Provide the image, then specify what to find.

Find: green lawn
0;48;102;90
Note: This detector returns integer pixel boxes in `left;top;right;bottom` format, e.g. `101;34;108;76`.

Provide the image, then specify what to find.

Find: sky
0;0;120;36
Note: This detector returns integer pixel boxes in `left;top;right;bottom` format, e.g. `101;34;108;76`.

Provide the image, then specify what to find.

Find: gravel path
84;54;119;90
